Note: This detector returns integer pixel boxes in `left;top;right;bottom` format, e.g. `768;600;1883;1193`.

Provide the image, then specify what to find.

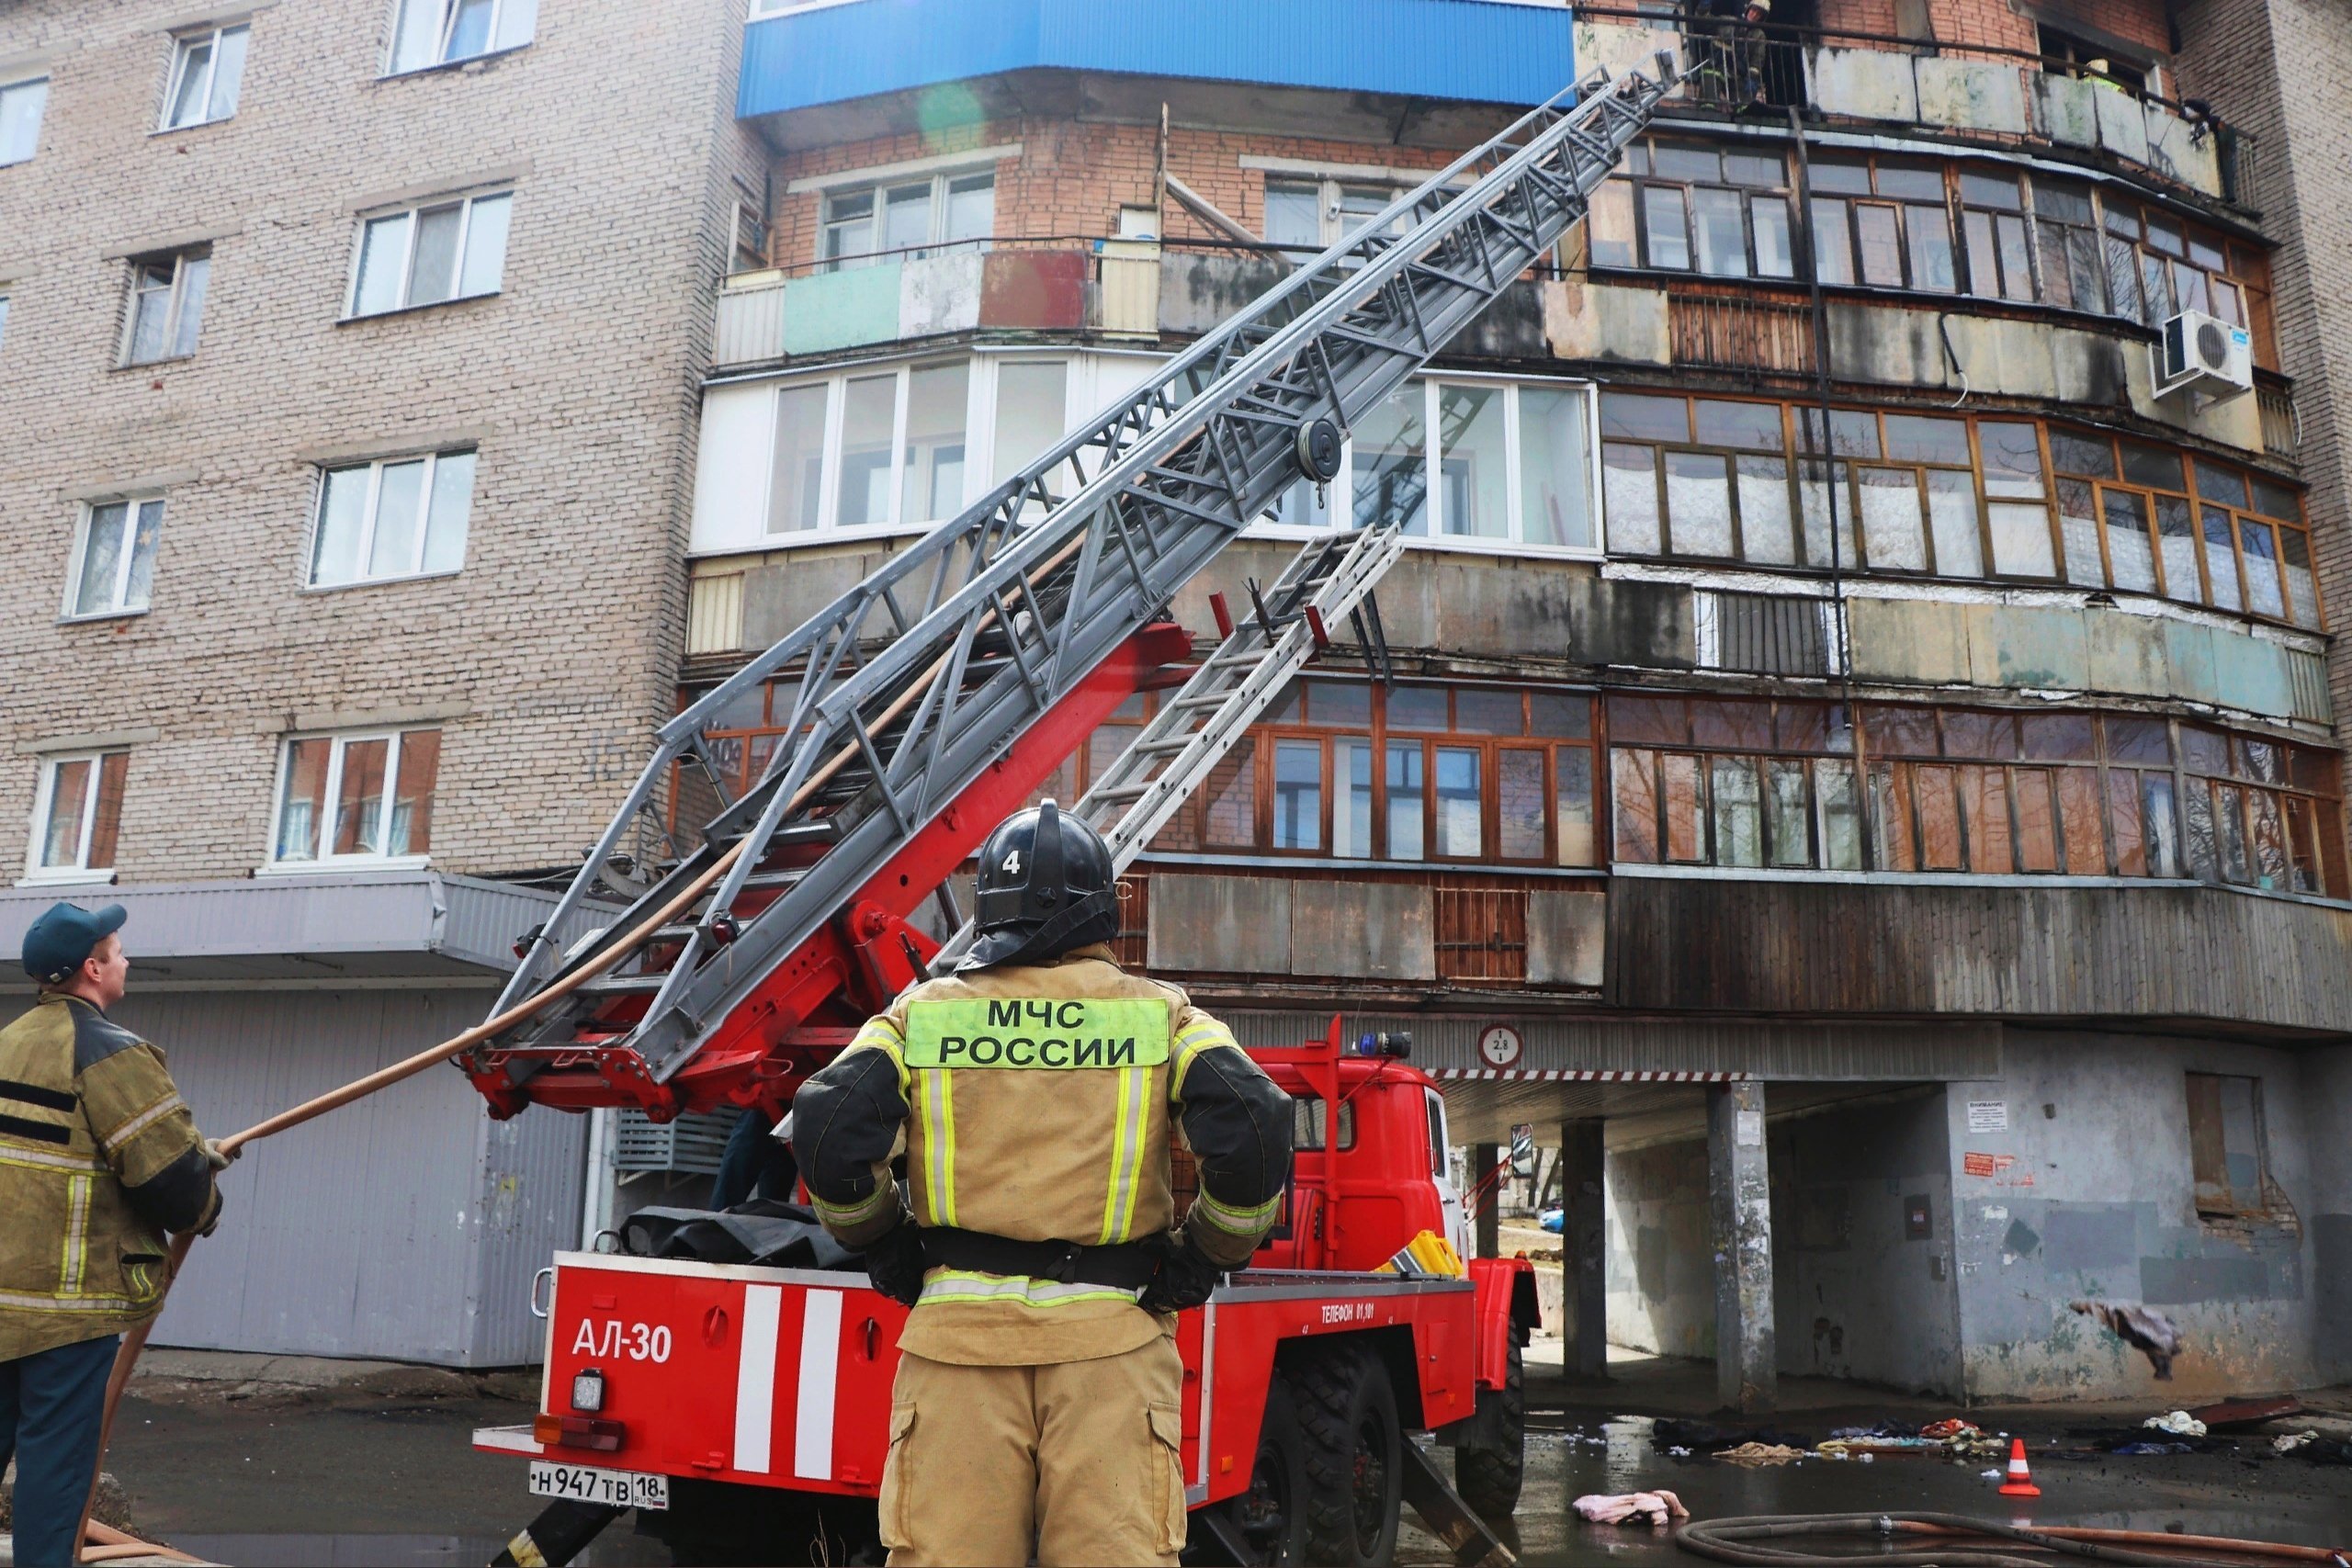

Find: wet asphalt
85;1386;2352;1565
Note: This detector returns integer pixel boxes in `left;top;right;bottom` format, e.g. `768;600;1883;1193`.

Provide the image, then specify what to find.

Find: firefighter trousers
878;1336;1187;1567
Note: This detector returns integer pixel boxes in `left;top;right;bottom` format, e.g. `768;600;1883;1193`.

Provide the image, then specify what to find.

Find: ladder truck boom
462;57;1677;1126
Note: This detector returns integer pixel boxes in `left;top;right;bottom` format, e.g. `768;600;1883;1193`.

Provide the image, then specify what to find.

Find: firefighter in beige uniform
797;802;1293;1567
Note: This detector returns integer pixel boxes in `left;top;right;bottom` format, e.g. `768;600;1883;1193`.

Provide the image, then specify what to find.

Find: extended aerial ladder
462;55;1678;1126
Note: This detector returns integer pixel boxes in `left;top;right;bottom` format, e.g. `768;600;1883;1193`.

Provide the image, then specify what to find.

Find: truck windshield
1293;1097;1356;1151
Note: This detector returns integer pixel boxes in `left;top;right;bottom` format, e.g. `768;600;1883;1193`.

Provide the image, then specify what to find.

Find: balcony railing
2258;378;2301;466
1577;9;2261;213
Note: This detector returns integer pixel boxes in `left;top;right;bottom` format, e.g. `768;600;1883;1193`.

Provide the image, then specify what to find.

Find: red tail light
534;1413;627;1453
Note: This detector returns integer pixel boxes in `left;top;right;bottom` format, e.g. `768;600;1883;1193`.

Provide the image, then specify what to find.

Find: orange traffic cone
1997;1436;2041;1497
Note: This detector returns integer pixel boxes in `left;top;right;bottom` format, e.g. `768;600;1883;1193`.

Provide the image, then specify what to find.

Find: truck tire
1206;1378;1308;1566
1453;1334;1524;1523
1284;1344;1401;1568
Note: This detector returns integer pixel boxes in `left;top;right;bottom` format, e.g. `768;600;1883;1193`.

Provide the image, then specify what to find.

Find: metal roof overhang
0;873;616;987
738;0;1576;152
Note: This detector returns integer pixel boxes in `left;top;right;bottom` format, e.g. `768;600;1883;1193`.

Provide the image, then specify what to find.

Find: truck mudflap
1466;1256;1538;1391
485;1255;1484;1516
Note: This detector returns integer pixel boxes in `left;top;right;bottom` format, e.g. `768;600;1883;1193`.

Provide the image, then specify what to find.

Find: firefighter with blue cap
0;903;227;1567
797;802;1294;1565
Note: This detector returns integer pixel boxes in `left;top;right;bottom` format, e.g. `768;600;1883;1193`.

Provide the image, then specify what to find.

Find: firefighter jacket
0;994;221;1359
797;943;1292;1366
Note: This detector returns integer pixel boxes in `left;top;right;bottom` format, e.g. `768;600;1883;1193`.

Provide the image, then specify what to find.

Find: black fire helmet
959;800;1120;970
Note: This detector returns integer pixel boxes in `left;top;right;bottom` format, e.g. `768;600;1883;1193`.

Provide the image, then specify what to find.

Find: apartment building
678;0;2352;1404
0;0;760;1363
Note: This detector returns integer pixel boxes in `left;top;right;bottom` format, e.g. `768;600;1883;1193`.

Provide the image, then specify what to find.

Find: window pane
1691;699;1770;752
1386;742;1426;860
1985;501;2056;578
75;503;128;616
458;194;511;296
493;0;539;50
407;203;464;306
1664;450;1733;557
1810;197;1853;285
1978;421;2045;498
1926;470;1982;577
1883;415;1969;466
1437;385;1508;539
1963;209;1999;298
1818;759;1863;870
390;0;444;71
273;739;333;862
2144;773;2181;877
1775;700;1850;754
1763;759;1810;867
1333;739;1374;859
1870;762;1916;870
389;731;441;854
41;759;91;867
1531;694;1590;739
2215;784;2252;883
1735;457;1795;566
1712;756;1762;867
943;175;993;247
2054;765;2101;874
2148;494;2199;603
355;213;410;315
85;753;127;870
2249;789;2288;889
1499;750;1545;860
2014;768;2058;872
882;183;931;255
167;36;214;128
2281;529;2318;628
822;192;874;267
1204;736;1256;848
2183;777;2219;880
1263;183;1320;250
2200;506;2243;610
123;499;162;611
1915;765;1963;870
1996;214;2033;302
312;467;371;584
1751;195;1793;277
2120;440;2182;491
2249;476;2300;520
2285;795;2320;894
1642;186;1690;269
1518;387;1590;547
1942;711;2018;760
1661;753;1704;863
2106;769;2144;875
768;384;828;534
1271;739;1323;851
1557;747;1596;865
423;451;475;573
1601;443;1660;554
1600;393;1690;442
169;255;209;357
2240;520;2285;618
836;373;897;527
2191;458;2247;509
1352;383;1428;536
1388;686;1447;730
2102;489;2155;592
1797;461;1859;570
1856;466;1927;571
1435;748;1482;857
128;265;174;364
992;360;1069;505
447;0;496;60
1612;750;1658;863
368;459;428;578
1854;205;1903;287
1961;764;2013;872
2056;479;2104;585
2051;434;2114;481
897;363;968;524
1455;690;1522;735
2180;725;2230;777
1690;187;1747;277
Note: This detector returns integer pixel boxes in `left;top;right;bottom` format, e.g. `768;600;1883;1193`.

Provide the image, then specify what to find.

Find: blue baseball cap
22;902;128;987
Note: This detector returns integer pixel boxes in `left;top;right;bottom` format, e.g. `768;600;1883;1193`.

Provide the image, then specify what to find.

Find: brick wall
2175;0;2352;844
0;0;763;881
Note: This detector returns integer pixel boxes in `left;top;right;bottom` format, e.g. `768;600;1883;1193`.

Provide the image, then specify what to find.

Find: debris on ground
2112;1440;2198;1455
2187;1394;2303;1429
2069;1300;2183;1379
1574;1490;1688;1525
2274;1431;2318;1454
1920;1418;1983;1441
1716;1442;1807;1466
2145;1410;2210;1438
1828;1418;1911;1439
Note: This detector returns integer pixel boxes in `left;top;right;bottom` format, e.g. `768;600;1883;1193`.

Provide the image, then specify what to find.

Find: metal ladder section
928;518;1408;971
472;55;1679;1096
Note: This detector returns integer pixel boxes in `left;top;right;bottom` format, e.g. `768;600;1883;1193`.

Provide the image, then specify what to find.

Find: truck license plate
527;1460;669;1511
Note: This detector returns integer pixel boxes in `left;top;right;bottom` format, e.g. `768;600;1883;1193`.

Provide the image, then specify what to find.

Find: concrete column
1561;1119;1609;1379
1472;1142;1500;1259
1707;1081;1777;1413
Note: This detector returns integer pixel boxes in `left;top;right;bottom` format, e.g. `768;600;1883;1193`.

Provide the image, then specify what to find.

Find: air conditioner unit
2157;309;2254;396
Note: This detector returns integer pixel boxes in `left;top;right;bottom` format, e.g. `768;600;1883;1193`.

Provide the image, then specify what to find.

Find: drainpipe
1787;107;1854;702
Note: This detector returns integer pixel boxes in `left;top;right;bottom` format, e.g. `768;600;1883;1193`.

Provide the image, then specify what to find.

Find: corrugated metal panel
1701;591;1831;676
36;987;584;1367
435;874;618;973
741;0;1577;119
1220;1010;1999;1081
1606;874;2352;1032
2287;648;2332;723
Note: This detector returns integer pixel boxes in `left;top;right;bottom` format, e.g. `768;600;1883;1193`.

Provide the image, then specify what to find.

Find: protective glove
861;1218;929;1308
1139;1228;1226;1315
202;1138;239;1170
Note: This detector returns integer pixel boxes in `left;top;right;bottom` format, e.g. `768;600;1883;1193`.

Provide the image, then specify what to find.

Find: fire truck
465;54;1674;1567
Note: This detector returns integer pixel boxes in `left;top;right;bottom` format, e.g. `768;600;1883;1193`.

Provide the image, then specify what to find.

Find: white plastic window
0;77;47;166
349;191;512;315
63;499;164;620
162;23;250;130
310;450;475;587
122;251;210;364
270;729;442;864
28;752;130;879
820;172;993;270
387;0;537;73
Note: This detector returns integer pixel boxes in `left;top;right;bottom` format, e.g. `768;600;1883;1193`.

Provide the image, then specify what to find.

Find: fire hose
1675;1514;2351;1568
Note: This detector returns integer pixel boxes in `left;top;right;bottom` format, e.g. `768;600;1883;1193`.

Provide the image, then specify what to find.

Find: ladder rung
1132;735;1195;754
578;974;670;996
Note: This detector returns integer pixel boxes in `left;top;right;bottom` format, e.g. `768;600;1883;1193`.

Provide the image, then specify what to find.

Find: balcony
1577;11;2260;212
739;0;1577;149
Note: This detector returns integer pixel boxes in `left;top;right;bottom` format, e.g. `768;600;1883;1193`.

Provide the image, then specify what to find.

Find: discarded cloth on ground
2144;1410;2208;1438
1716;1442;1806;1466
1919;1418;1983;1441
1575;1491;1688;1526
2069;1300;2182;1379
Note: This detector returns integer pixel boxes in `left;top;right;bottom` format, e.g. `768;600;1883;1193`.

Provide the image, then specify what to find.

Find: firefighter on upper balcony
1682;0;1773;107
795;802;1292;1567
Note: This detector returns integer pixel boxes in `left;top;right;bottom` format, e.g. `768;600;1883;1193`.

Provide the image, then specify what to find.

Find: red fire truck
478;1019;1539;1565
462;58;1670;1568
